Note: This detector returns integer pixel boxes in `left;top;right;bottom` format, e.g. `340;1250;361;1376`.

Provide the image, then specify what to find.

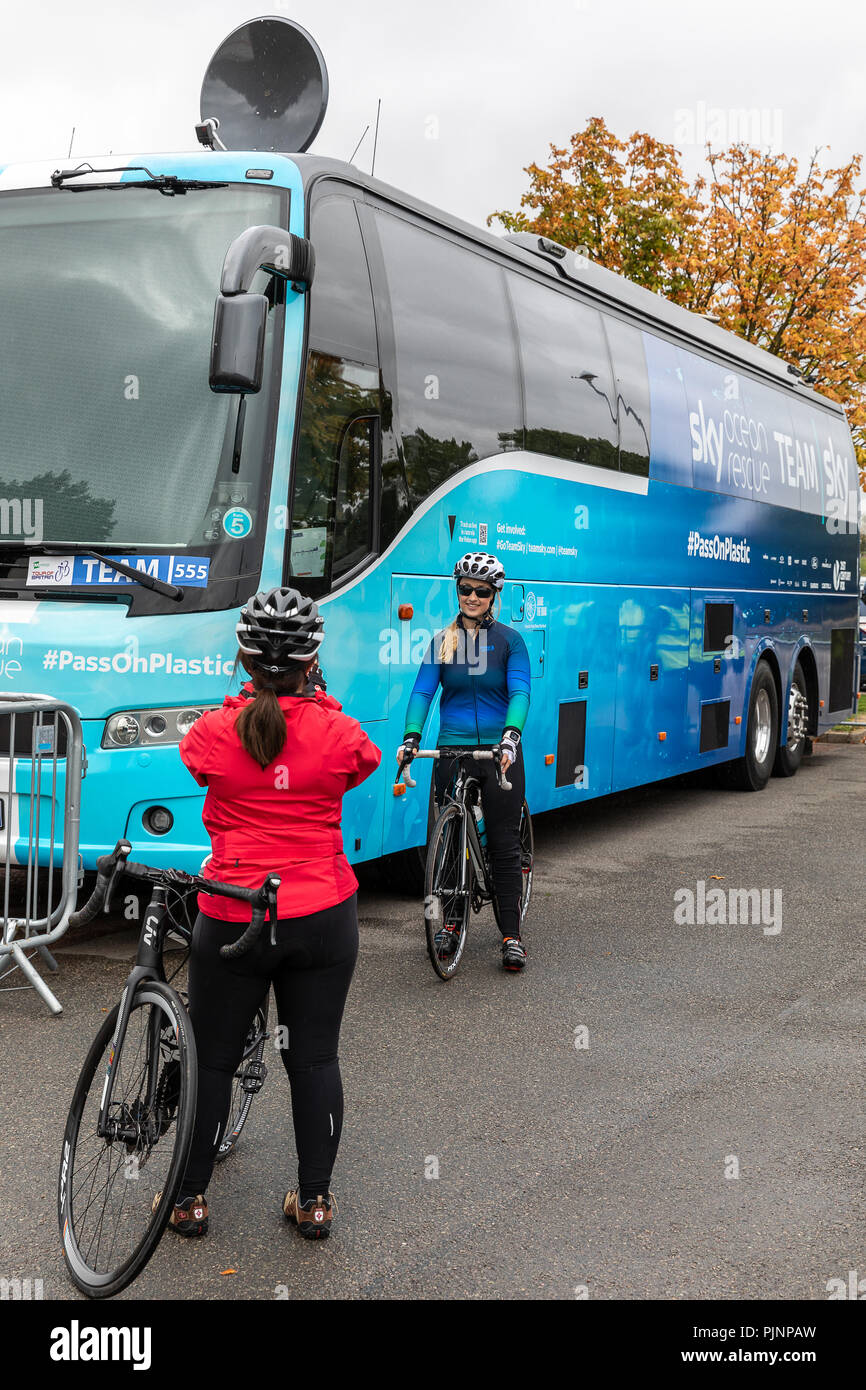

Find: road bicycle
397;746;533;980
58;839;279;1298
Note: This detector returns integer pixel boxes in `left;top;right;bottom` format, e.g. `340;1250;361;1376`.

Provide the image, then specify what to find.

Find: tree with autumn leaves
489;118;866;492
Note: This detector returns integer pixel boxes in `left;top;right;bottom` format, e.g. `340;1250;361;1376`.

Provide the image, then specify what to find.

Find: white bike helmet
453;552;506;591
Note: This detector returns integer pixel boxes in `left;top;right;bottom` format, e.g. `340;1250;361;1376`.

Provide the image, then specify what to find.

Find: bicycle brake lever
103;840;132;915
394;755;416;792
493;747;513;793
267;876;280;945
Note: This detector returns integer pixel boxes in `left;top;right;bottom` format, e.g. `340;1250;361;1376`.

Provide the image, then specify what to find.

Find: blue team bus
0;146;860;874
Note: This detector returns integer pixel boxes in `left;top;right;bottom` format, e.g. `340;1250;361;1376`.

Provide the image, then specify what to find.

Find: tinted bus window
290;197;380;593
374;211;521;506
509;275;619;472
603;314;651;477
305;195;378;364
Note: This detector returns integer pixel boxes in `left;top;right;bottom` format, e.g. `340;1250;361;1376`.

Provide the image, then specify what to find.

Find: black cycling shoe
434;924;460;957
501;937;527;971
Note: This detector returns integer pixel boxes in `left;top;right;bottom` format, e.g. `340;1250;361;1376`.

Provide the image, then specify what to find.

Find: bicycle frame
440;765;492;901
97;886;183;1139
399;745;510;912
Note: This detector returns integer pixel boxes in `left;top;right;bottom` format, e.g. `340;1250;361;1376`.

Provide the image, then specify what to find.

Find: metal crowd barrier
0;693;86;1015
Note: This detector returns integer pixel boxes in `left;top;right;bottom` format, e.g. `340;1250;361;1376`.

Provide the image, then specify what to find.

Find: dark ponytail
234;655;309;769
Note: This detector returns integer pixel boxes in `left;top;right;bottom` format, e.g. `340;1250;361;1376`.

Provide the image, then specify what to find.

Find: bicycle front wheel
58;980;197;1299
215;1000;269;1163
425;803;471;980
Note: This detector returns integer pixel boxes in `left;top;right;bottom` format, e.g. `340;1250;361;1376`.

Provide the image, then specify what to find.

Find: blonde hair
439;593;501;663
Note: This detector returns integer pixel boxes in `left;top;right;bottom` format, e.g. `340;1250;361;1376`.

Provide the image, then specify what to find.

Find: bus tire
773;660;810;778
718;662;778;792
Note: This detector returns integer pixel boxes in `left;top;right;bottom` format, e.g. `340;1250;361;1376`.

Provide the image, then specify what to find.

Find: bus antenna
67;126;76;159
349;124;370;164
371;99;381;178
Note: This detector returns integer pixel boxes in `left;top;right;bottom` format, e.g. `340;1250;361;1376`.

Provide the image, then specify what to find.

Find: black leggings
434;745;525;939
180;893;358;1205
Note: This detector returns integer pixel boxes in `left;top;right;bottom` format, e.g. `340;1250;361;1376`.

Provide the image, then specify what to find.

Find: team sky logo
688;375;851;508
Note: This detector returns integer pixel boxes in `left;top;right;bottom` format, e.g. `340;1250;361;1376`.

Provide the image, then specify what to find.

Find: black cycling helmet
236;586;324;673
453;552;506;591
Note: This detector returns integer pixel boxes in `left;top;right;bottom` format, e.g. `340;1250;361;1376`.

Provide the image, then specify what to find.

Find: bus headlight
176;708;204;738
102;706;214;748
104;713;141;746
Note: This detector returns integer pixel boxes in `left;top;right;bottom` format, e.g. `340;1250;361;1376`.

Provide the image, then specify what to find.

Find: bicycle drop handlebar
69;839;281;959
395;746;512;794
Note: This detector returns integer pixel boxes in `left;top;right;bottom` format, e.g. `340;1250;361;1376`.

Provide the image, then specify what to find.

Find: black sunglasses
457;583;493;598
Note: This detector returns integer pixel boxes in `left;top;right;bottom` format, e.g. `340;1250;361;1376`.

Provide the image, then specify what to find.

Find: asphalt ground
0;742;863;1302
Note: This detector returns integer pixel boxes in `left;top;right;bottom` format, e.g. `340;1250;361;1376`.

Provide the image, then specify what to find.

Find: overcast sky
3;0;866;231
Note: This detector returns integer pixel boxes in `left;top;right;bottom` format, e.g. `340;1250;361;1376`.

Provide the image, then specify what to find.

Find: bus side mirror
209;225;314;394
209;292;268;393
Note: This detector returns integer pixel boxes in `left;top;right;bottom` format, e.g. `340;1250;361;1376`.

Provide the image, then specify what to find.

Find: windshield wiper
25;545;184;600
50;164;226;196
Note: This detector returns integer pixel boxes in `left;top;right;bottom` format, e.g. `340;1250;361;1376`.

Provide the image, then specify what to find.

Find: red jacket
179;684;381;921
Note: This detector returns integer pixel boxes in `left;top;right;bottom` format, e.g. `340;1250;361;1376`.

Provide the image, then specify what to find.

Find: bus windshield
0;184;285;550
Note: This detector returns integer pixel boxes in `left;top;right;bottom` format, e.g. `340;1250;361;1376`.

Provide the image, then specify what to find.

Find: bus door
546;584;617;804
612;589;691;791
383;574;453;855
285;191;392;860
689;595;741;763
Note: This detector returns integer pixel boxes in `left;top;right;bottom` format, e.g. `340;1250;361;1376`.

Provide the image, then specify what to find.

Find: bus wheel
773;661;810;778
718;662;779;792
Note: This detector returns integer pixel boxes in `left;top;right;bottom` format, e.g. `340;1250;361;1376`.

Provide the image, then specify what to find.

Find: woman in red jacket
163;587;380;1240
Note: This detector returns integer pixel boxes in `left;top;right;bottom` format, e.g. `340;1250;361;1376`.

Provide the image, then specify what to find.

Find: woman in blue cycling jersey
397;552;531;971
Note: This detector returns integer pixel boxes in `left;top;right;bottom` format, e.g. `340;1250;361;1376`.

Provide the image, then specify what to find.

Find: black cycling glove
397;732;421;764
307;662;327;693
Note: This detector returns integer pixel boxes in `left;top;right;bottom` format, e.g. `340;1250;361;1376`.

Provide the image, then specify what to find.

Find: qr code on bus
479;523;487;544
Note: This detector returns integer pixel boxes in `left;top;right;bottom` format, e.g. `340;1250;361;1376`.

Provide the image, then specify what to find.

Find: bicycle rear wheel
58;980;196;1299
215;1000;269;1163
425;803;471;980
492;799;534;934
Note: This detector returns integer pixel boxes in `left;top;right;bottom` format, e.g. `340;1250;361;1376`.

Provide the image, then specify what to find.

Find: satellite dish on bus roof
199;15;329;153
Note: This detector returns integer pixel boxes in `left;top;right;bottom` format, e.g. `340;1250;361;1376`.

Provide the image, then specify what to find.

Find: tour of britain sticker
222;507;253;539
26;555;210;588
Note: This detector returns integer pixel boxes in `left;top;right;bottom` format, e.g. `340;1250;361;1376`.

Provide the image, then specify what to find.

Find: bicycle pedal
241;1060;267;1094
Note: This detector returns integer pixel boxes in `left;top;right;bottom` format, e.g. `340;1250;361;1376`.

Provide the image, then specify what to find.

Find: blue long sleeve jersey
404;619;531;747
